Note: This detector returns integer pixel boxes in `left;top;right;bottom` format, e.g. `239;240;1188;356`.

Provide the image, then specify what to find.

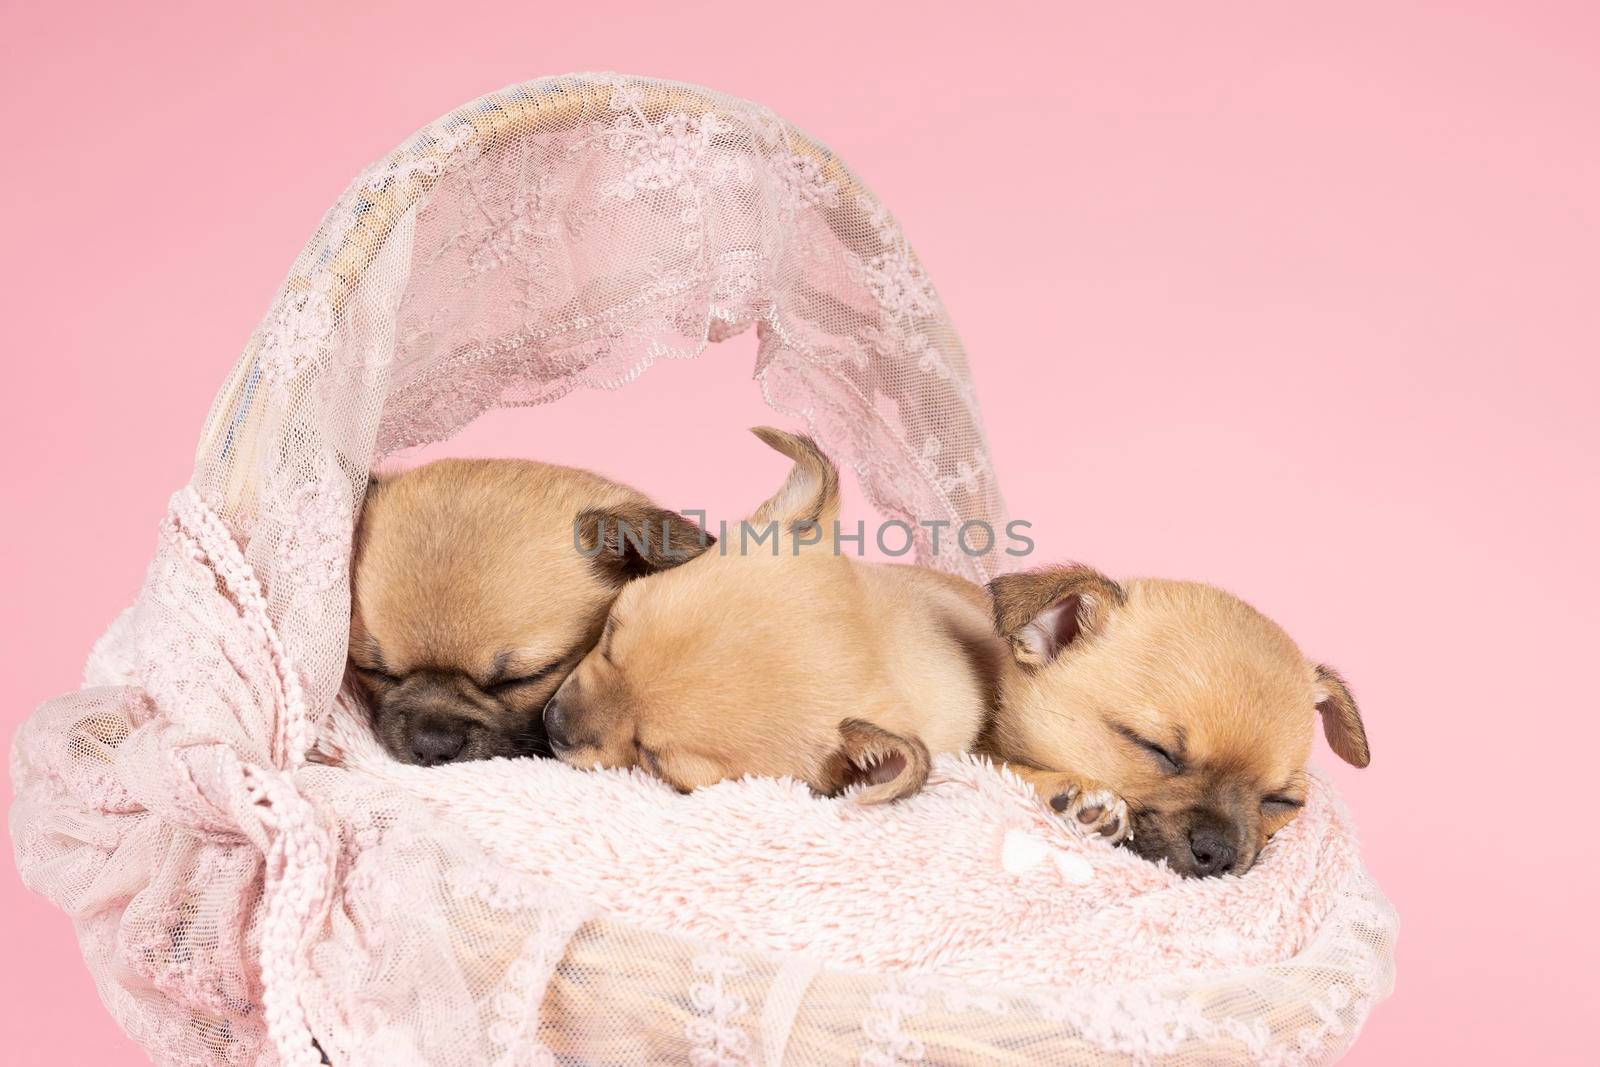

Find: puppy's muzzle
407;717;469;766
378;674;491;766
1130;808;1252;878
542;673;606;759
1186;825;1237;877
542;696;573;752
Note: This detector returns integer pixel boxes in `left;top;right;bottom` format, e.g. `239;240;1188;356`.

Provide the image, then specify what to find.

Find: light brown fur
349;458;711;765
544;428;999;803
982;564;1369;877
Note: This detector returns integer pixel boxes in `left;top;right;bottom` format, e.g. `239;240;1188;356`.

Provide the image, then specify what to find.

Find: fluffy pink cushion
328;701;1368;988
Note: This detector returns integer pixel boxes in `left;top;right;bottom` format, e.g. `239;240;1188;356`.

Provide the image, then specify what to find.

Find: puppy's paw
825;719;931;805
1044;779;1131;844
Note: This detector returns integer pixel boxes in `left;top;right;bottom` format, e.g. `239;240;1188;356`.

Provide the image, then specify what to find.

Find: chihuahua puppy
348;458;711;766
542;428;1002;803
982;565;1369;877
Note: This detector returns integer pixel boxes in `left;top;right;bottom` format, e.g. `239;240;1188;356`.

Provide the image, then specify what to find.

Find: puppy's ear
362;472;383;508
748;427;841;534
576;503;715;583
1313;664;1369;767
988;565;1124;668
822;719;931;805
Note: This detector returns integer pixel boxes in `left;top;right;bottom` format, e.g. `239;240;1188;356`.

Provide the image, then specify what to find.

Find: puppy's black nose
543;698;570;749
1187;827;1237;876
409;720;467;766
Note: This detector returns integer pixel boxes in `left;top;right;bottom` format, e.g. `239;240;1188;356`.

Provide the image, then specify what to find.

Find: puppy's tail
750;426;841;530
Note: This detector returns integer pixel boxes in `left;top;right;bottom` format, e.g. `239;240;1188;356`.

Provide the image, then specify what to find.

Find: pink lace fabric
9;75;1395;1065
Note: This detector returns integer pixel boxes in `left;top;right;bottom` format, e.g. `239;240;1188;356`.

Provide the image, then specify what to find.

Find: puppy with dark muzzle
981;565;1370;877
348;459;712;765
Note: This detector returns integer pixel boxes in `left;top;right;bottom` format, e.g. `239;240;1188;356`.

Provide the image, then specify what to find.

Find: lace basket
9;74;1395;1066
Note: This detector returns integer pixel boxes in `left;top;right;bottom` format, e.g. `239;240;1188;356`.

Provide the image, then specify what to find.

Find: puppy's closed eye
484;661;561;696
1112;723;1184;774
1261;795;1304;818
355;666;400;687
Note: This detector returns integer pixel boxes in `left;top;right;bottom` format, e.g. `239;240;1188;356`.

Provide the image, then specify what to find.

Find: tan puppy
982;565;1369;877
543;428;1002;802
349;459;712;765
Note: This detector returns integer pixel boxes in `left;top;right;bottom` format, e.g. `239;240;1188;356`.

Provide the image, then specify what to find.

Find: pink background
3;3;1596;1063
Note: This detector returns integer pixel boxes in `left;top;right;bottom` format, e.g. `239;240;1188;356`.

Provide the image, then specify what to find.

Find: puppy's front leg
1001;763;1131;844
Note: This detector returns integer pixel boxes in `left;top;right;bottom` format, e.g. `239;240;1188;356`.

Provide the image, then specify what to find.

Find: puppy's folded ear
575;503;715;582
988;565;1124;668
822;718;931;805
1313;664;1370;767
748;426;841;535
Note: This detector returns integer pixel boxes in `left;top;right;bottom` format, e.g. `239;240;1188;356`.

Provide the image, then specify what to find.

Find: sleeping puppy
542;428;1001;803
348;459;712;765
982;565;1369;877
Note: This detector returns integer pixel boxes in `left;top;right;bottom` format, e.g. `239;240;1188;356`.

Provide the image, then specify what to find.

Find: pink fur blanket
323;698;1369;989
